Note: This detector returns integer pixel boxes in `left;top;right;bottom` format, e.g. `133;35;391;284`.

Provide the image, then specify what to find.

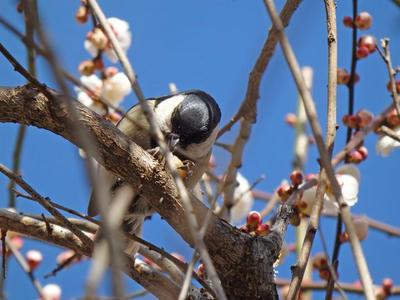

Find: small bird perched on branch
88;90;221;256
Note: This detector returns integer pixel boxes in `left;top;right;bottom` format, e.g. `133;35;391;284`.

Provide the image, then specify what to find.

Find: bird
88;90;221;256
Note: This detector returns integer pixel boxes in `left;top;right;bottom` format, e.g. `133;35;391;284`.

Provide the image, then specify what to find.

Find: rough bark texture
0;85;284;299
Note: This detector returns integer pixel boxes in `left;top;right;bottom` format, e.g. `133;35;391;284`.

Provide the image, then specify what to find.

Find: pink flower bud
105;112;122;126
105;66;119;78
290;170;303;187
357;146;368;160
339;232;349;243
277;183;292;202
386;109;400;128
319;269;331;281
343;16;354;28
305;173;318;185
25;250;43;271
348;151;364;164
246;211;262;231
358;35;377;53
285;113;297;126
78;60;95;76
375;286;388;300
354;11;372;30
382;278;393;294
75;6;89;24
197;264;204;278
312;253;328;270
356;109;373;128
356;46;370;59
239;225;249;233
255;224;270;236
337;68;350;85
87;28;109;50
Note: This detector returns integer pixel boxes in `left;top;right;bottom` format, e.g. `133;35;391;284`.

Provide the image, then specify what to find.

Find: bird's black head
171;90;221;149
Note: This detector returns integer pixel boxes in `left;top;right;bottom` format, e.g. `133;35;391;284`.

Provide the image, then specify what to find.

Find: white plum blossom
75;71;131;115
376;128;400;156
74;74;106;115
229;172;254;224
84;17;131;63
102;72;131;103
300;164;360;215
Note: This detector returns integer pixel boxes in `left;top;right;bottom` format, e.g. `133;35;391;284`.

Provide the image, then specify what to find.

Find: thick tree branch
0;85;282;299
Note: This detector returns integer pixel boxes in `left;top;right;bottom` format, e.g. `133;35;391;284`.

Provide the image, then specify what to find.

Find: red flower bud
354;11;372;30
290;170;303;187
343;16;354;28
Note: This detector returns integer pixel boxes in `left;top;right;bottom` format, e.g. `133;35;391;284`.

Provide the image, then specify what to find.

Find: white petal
84;40;99;57
338;174;359;206
230;172;254;223
104;49;119;63
299;186;317;216
336;164;360;184
102;72;131;104
323;193;339;214
77;92;94;107
376;134;400;157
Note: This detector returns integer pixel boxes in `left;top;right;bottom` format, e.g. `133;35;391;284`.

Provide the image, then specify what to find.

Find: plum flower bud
78;60;95;76
289;208;300;227
386;109;400;128
339;232;349;243
356;46;370;59
104;112;122;125
285;113;297;126
25;250;43;271
319;269;331;281
255;224;270;236
354;11;372;30
356;109;373;128
348;150;364;164
277;183;292;202
343;16;353;28
375;286;389;300
105;66;119;78
75;6;89;24
358;35;377;53
382;278;393;294
41;284;61;300
246;211;261;231
312;252;328;270
357;146;368;160
305;173;318;185
197;264;204;279
386;80;400;94
337;68;350;85
87;28;108;50
290;170;303;187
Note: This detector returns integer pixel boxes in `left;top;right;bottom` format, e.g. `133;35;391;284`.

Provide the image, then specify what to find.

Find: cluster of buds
340;217;369;242
342;109;373;129
356;35;377;59
75;0;89;24
343;11;372;30
375;278;394;300
312;253;338;281
347;146;368;164
277;170;304;202
239;211;270;236
337;68;360;85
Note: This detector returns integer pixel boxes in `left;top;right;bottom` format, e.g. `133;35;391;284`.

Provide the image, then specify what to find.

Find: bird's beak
167;133;180;150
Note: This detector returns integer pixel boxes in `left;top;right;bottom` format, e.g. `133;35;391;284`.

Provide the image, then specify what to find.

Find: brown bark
0;85;286;299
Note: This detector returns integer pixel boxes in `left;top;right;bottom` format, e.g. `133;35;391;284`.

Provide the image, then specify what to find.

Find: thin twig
5;237;48;300
263;1;375;299
14;190;101;225
376;38;400;116
44;253;82;279
217;0;304;138
288;1;337;298
0;163;93;249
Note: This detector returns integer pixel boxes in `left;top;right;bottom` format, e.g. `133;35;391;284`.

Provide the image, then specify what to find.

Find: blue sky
0;0;400;299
